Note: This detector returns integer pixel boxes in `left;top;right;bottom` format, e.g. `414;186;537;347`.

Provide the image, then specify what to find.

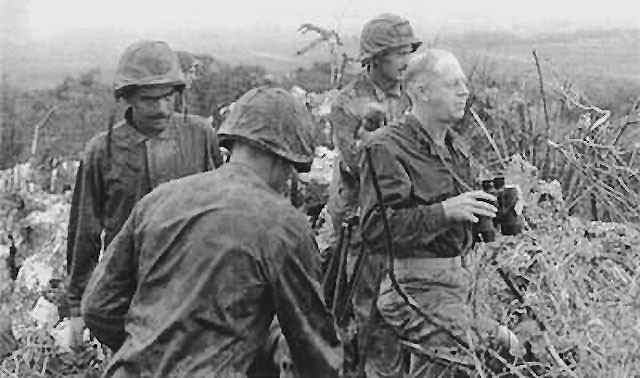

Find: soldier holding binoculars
359;49;522;377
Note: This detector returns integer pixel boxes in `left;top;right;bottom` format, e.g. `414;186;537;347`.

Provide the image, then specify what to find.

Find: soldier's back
105;162;313;377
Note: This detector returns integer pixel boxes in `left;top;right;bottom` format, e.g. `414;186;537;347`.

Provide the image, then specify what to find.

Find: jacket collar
364;71;402;101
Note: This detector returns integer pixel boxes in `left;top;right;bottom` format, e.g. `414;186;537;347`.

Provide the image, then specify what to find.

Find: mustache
143;113;171;120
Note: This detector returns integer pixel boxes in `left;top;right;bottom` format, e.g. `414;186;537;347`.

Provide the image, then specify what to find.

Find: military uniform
327;70;410;378
360;113;501;377
81;88;342;377
66;110;222;315
66;40;223;317
82;164;341;378
327;70;409;229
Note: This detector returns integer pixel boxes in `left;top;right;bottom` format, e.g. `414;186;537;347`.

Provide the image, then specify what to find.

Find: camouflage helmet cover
358;14;422;63
218;87;316;172
113;40;186;98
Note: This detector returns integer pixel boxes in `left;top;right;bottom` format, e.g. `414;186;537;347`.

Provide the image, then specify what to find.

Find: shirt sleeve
66;143;105;316
359;141;451;253
81;208;138;351
270;226;342;378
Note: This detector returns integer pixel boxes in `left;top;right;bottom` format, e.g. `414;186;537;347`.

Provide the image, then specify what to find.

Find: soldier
327;13;421;230
359;49;519;377
175;50;202;90
81;87;342;377
174;50;201;115
324;13;421;377
64;40;224;346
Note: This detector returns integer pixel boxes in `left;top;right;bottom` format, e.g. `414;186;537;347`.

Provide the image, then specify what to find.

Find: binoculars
475;177;523;242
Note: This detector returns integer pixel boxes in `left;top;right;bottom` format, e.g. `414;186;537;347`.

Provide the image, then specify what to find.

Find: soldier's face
127;86;176;120
375;45;413;81
425;56;469;122
183;61;201;89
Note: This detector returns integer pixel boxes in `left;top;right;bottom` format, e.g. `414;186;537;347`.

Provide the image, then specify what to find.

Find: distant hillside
439;27;640;107
4;26;639;104
3;26;338;90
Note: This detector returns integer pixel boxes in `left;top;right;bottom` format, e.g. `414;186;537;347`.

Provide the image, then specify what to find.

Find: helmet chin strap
182;91;189;123
106;99;119;167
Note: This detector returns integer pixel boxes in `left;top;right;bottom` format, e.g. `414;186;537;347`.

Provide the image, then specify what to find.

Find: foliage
0;181;109;377
456;52;640;223
1;70;113;169
471;156;640;377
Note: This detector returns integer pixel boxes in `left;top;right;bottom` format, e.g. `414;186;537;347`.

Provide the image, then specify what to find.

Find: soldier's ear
414;84;431;102
406;83;421;103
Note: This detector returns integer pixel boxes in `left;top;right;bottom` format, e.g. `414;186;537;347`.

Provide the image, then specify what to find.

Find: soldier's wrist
421;203;449;229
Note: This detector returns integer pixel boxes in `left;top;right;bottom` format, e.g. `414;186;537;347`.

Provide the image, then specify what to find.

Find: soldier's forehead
135;84;175;97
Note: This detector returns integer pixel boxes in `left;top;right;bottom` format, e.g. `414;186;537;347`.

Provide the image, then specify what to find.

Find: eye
447;78;467;88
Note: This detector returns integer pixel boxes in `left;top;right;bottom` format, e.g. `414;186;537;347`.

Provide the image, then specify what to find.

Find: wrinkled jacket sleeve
360;142;451;252
66;162;84;275
66;144;105;316
206;123;224;169
271;230;342;378
329;98;362;177
81;209;138;351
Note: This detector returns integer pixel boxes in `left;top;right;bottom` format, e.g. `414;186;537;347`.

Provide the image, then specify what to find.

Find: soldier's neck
229;144;291;193
411;108;449;146
368;69;401;96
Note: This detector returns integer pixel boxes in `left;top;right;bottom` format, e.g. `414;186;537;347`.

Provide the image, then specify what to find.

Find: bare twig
542;331;579;378
533;50;553;178
465;331;487;378
554;87;610;119
486;349;529;378
470;107;507;169
30;106;60;157
612;100;640;145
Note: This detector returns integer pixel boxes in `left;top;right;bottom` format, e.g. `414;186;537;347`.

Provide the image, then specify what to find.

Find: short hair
403;49;457;91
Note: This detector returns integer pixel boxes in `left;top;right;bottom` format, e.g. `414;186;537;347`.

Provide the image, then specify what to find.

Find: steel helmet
358;14;422;63
113;40;186;98
218;87;316;172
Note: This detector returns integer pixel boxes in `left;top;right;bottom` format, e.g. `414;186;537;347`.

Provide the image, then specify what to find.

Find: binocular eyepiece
475;176;522;242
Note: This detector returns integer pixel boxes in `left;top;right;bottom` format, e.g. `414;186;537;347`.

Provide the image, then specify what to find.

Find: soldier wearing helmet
173;50;202;116
175;50;202;90
81;87;342;377
324;13;420;378
64;40;224;347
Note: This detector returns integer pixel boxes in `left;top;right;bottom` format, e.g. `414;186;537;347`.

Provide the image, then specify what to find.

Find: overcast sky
4;0;639;37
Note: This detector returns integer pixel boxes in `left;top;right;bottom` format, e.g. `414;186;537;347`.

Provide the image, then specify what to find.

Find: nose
400;55;410;69
154;97;174;114
459;81;469;99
